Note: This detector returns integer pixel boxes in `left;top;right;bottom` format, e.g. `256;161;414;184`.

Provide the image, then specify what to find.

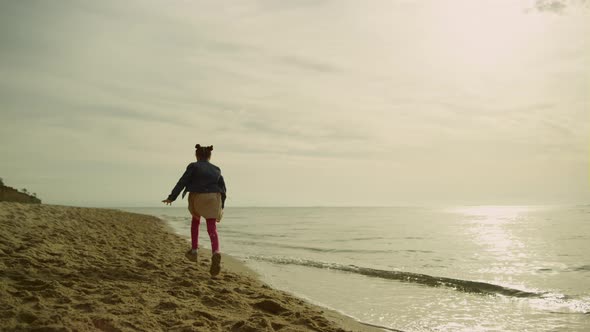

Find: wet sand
0;202;382;331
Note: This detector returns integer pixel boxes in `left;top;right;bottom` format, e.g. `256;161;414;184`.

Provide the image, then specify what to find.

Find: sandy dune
0;203;381;332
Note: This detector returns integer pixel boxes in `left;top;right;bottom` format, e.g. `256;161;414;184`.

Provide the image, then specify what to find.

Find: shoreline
0;202;383;331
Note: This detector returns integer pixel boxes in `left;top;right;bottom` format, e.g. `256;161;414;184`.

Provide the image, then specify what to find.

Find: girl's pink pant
191;216;219;253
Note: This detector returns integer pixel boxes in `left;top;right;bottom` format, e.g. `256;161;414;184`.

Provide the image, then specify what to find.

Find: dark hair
195;144;213;160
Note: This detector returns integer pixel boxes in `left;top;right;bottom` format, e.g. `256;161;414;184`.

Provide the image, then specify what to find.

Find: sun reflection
452;206;532;274
452;205;532;219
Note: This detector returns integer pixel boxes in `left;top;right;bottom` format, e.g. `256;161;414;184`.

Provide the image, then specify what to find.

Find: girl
162;144;227;276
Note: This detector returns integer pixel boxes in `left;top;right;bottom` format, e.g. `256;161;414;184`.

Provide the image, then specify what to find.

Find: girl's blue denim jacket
167;160;227;207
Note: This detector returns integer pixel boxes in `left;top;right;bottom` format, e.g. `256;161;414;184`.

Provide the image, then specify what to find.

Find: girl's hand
162;199;173;205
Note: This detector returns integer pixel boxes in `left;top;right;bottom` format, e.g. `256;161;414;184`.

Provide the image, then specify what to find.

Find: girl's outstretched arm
165;164;194;203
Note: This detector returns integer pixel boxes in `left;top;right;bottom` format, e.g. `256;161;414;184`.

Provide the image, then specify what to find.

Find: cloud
531;0;589;13
1;0;588;205
535;0;568;12
276;55;340;73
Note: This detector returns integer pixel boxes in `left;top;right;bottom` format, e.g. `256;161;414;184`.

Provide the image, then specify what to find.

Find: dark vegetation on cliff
0;178;42;204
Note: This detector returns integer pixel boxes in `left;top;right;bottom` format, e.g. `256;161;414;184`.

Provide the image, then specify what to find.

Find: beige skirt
187;192;223;221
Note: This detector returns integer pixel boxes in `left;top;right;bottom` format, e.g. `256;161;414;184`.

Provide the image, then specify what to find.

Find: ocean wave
247;256;543;298
331;236;386;242
233;240;409;254
222;229;290;239
159;215;189;222
571;265;590;272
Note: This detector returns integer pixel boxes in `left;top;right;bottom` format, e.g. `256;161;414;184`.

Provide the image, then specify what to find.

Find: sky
0;0;588;207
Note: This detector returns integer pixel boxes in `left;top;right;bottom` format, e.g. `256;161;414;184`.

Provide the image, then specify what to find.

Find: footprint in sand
73;303;94;312
100;294;124;305
18;278;51;291
16;311;37;324
92;318;119;332
233;314;275;331
155;301;179;311
252;300;289;315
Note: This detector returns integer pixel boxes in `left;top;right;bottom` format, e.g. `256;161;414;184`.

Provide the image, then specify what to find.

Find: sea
120;205;590;332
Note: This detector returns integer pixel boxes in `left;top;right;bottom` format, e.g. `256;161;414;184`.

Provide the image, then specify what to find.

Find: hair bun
195;144;214;152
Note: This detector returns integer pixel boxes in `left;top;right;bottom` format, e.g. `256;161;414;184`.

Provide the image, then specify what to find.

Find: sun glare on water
450;206;533;272
453;205;533;219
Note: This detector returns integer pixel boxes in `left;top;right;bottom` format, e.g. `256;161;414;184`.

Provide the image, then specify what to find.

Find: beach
0;202;381;332
128;206;590;332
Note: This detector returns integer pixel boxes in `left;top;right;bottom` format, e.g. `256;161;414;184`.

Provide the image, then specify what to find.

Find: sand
0;202;383;332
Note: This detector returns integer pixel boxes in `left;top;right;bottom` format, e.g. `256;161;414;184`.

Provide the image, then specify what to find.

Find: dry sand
0;202;383;332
